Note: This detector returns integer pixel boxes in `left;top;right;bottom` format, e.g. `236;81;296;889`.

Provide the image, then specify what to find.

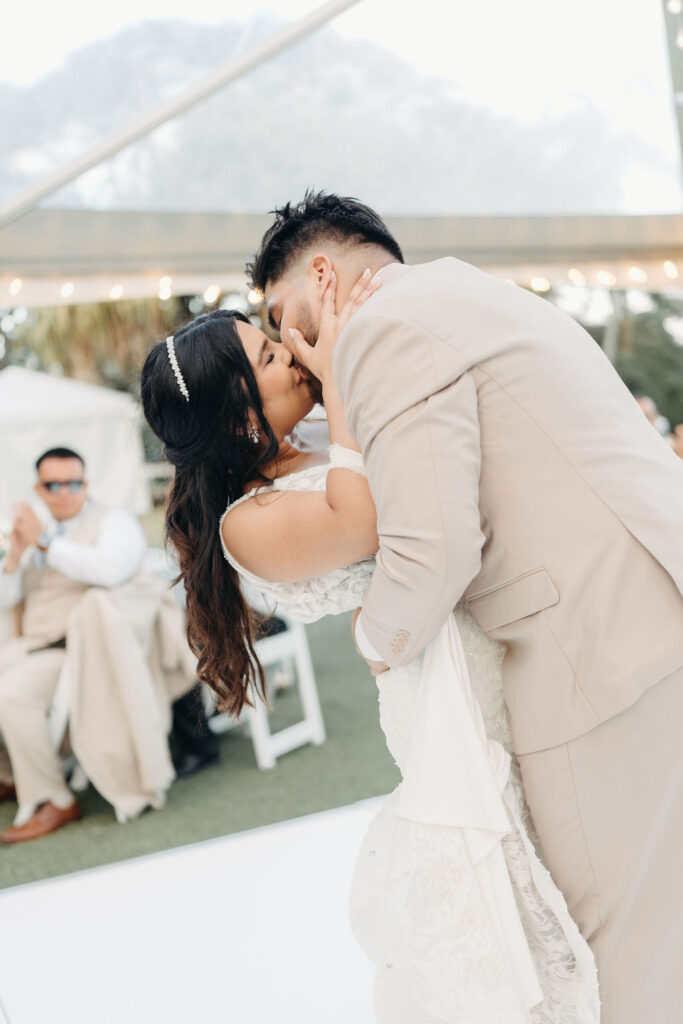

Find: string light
663;261;679;280
628;266;648;283
158;275;173;301
677;28;683;48
597;271;616;287
567;268;586;286
668;0;682;13
247;289;263;305
9;278;22;296
203;285;221;305
60;282;74;298
109;285;124;300
530;277;551;292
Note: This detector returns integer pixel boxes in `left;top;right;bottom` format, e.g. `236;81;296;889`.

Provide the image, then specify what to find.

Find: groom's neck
336;248;400;306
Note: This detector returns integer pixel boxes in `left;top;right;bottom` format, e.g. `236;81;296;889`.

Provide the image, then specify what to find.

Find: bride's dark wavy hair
141;309;279;716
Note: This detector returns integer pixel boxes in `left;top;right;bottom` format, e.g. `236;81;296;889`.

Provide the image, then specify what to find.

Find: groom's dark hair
247;189;404;292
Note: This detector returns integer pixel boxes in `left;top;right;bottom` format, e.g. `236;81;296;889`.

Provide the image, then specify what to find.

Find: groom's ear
308;253;334;294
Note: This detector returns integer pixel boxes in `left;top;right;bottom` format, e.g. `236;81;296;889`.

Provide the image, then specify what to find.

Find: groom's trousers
517;665;683;1024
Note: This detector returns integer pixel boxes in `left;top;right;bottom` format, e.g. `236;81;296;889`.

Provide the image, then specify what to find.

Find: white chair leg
48;661;89;796
69;763;89;792
245;699;276;770
47;661;71;750
291;623;326;745
207;616;325;770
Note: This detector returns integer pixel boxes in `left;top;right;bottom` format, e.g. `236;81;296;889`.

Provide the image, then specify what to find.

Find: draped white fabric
396;614;542;1012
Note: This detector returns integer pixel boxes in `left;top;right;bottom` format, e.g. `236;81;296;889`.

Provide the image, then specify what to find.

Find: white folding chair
209;612;326;770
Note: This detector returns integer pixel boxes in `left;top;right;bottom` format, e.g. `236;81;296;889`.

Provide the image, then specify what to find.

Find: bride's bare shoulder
221;483;320;546
221;488;282;538
220;482;332;582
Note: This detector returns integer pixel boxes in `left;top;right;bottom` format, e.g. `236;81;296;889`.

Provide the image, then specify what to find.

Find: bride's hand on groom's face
284;267;381;388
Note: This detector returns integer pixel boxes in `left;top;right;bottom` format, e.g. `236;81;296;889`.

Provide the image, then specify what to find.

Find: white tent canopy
1;2;682;306
0;367;149;521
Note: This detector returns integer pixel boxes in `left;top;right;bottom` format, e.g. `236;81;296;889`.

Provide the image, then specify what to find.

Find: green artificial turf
0;611;399;890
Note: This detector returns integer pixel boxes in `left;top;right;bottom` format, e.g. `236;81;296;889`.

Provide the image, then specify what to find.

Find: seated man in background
0;446;146;843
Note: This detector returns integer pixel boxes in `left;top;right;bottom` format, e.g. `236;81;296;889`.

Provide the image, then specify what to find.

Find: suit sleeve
334;312;485;668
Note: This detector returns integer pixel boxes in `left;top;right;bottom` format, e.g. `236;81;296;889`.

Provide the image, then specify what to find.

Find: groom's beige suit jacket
334;258;683;755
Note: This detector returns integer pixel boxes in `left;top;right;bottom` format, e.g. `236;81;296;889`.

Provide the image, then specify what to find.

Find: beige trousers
518;665;683;1024
0;637;72;806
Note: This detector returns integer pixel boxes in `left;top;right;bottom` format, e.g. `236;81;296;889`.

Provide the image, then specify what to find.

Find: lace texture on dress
358;608;600;1023
218;454;374;623
219;449;600;1023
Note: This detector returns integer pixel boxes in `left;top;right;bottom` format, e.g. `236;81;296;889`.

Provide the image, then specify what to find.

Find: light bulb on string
203;285;221;305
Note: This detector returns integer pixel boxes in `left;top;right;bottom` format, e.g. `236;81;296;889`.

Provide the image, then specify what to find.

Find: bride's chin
282;397;316;438
300;391;316;416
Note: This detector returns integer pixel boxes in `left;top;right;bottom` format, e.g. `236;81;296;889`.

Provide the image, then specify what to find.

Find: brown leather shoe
0;800;82;844
0;782;16;804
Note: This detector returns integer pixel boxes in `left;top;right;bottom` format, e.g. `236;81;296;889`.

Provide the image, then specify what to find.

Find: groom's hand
352;608;389;676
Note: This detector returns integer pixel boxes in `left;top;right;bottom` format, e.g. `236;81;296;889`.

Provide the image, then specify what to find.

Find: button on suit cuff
354;614;385;662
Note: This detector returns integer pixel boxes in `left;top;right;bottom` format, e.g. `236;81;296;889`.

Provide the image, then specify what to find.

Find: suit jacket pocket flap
467;568;559;632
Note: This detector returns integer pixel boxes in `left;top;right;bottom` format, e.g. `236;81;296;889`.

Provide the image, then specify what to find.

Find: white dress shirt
0;502;147;610
286;404;331;453
354;613;385;662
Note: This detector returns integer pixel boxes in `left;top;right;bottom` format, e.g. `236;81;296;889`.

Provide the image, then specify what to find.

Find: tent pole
661;0;683;191
0;0;361;231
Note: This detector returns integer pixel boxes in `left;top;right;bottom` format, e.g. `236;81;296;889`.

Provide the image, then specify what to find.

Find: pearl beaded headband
166;335;189;402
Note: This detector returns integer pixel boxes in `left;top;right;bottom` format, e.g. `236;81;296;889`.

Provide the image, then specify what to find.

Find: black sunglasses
40;481;85;494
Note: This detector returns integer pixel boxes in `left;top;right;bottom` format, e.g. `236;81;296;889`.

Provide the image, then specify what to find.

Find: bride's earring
247;423;260;444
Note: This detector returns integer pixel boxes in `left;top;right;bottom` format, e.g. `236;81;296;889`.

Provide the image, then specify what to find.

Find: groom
248;191;683;1023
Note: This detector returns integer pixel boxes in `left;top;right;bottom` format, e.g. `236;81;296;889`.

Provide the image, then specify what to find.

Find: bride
141;274;600;1023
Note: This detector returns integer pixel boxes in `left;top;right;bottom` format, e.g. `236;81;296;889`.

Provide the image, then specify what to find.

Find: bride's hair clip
166;335;190;402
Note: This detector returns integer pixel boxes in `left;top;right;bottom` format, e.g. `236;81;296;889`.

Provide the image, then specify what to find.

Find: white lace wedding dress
220;447;600;1024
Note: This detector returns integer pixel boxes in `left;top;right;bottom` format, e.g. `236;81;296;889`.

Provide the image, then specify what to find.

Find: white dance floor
0;798;383;1024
